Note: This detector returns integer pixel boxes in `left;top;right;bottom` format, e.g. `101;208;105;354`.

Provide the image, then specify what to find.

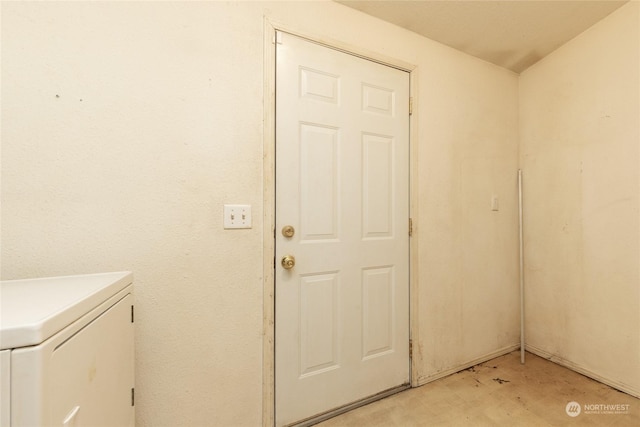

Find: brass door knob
281;255;296;270
282;225;295;238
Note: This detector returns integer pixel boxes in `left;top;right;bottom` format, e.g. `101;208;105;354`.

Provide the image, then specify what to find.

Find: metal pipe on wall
518;169;525;364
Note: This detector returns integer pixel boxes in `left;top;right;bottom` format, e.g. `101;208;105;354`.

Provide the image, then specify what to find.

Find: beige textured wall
415;41;520;382
520;1;640;397
1;1;519;425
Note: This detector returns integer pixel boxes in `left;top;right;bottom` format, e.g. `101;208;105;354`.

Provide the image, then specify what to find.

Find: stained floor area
318;351;639;426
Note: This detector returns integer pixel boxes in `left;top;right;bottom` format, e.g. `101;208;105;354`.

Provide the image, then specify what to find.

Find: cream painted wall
1;1;519;425
520;1;640;397
415;37;520;382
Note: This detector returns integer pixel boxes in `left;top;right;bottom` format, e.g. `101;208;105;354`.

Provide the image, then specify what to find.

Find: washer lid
0;271;133;350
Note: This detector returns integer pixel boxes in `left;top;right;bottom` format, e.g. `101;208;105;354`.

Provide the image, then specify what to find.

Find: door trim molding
262;18;277;427
262;18;420;427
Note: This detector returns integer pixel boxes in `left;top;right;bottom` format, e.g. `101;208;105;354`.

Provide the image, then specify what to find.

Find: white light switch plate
491;195;499;211
224;204;252;229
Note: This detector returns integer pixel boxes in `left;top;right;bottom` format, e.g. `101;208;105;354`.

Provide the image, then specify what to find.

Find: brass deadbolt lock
282;225;295;238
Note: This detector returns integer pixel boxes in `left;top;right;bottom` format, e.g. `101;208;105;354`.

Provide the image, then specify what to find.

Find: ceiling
336;0;629;73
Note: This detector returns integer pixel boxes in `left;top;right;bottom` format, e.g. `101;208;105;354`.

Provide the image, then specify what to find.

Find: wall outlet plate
224;204;252;229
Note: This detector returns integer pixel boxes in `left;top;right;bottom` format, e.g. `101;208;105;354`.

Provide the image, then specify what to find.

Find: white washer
0;272;134;427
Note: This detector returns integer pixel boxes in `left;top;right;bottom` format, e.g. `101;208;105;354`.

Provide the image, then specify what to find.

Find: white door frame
262;19;420;427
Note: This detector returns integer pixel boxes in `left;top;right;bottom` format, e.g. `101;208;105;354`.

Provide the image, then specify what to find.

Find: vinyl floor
317;351;639;426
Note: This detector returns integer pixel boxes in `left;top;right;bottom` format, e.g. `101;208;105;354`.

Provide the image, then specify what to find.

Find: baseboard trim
525;344;640;399
415;343;520;386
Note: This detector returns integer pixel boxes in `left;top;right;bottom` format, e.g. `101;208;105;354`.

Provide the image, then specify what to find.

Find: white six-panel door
275;32;410;426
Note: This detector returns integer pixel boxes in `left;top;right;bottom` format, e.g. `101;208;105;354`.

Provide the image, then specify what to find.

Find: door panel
362;266;395;359
299;123;339;240
363;133;394;237
299;272;339;377
275;32;410;426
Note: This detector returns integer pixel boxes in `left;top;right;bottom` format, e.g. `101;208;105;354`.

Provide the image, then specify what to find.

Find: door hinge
409;97;413;115
409;339;413;358
131;305;135;323
131;388;135;406
273;31;283;45
409;218;413;237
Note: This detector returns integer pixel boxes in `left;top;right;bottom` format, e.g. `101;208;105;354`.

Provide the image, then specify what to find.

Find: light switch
491;195;499;211
224;204;252;229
